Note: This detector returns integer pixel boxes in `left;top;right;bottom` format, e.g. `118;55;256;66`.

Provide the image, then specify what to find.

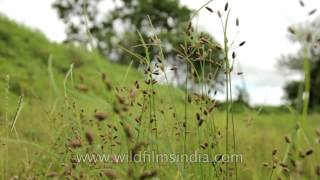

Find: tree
279;16;320;110
52;0;224;85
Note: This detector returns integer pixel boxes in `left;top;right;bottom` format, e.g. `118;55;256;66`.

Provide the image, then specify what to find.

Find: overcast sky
0;0;319;105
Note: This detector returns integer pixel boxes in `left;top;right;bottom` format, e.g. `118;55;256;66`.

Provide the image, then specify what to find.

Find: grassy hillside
0;16;319;179
0;15;188;178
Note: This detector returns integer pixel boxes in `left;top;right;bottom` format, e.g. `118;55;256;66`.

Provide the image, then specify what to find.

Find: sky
0;0;319;105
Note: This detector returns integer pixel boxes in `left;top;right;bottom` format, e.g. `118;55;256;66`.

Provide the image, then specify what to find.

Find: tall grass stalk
48;55;60;96
4;75;10;180
10;95;24;133
219;9;237;179
301;46;310;130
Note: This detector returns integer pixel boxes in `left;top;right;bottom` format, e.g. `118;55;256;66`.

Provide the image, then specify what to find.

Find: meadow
0;4;320;180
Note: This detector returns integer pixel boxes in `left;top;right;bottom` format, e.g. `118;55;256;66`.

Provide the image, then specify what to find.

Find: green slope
0;15;143;98
0;16;186;178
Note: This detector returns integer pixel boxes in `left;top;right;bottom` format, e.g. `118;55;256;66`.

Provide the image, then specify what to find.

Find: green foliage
283;81;303;107
52;0;190;63
52;0;224;81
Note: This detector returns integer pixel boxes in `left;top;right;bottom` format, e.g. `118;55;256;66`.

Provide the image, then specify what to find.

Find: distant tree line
52;0;224;84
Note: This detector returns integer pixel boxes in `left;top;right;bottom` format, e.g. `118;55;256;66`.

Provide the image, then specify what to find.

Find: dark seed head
279;163;287;168
306;33;312;42
170;66;177;71
203;109;208;116
196;112;201;121
140;170;157;180
69;139;82;148
131;142;148;160
315;165;320;176
299;151;305;158
306;149;314;156
205;7;213;13
123;124;134;140
232;52;236;59
94;112;108;121
299;0;305;7
47;172;58;177
284;135;291;143
224;2;229;11
85;130;94;145
200;144;207;149
272;149;278;156
309;9;317;16
135;81;140;89
76;84;89;92
200;37;209;44
239;41;246;47
217;10;222;18
288;27;295;35
290;159;296;167
152;71;160;76
188;95;192;103
198;119;204;127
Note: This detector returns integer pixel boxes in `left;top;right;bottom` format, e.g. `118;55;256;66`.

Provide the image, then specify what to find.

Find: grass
0;2;320;179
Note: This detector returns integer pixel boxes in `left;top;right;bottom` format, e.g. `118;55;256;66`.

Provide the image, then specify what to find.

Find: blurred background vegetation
279;16;320;112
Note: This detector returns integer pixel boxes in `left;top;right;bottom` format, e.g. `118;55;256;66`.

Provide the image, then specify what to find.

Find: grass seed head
47;172;58;178
299;0;305;7
135;81;140;89
94;112;108;121
316;128;320;136
305;149;314;156
316;165;320;176
85;130;94;145
101;72;106;80
288;27;296;35
239;41;246;47
200;144;207;150
284;135;291;143
206;7;213;13
198;119;204;127
279;163;287;168
224;2;229;11
217;10;222;17
232;52;236;59
196;112;201;121
131;142;148;160
299;151;306;158
262;162;269;167
272;149;278;156
76;84;89;92
102;169;118;179
123;124;134;140
140;170;157;180
69;139;82;148
290;159;296;167
309;9;317;16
